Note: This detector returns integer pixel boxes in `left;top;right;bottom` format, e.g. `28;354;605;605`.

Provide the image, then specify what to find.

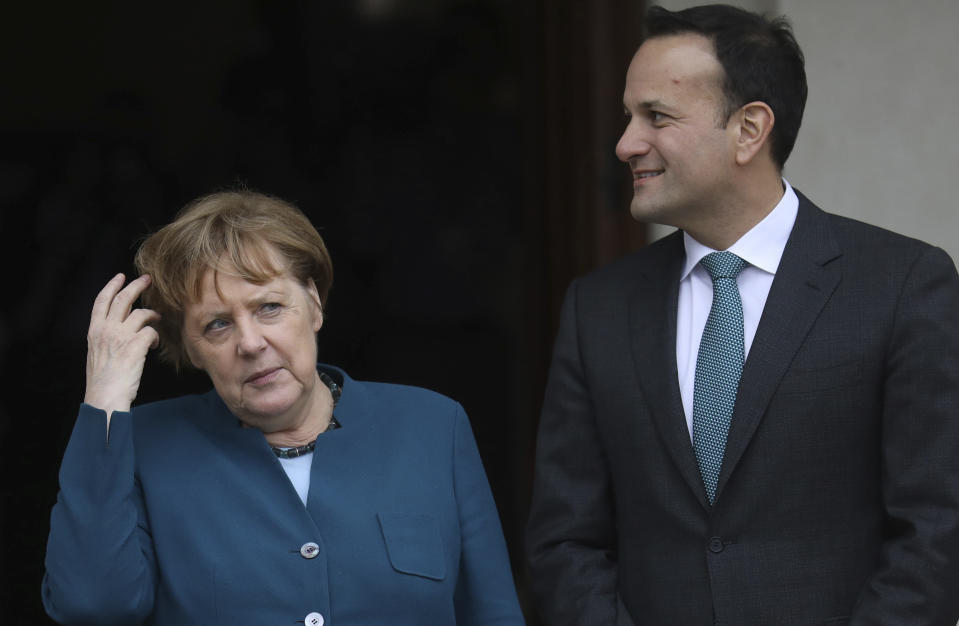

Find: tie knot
700;251;747;281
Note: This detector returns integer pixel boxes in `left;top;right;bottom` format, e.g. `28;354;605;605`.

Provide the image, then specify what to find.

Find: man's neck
685;175;785;250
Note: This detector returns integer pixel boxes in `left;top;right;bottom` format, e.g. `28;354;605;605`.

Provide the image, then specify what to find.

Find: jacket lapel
715;194;843;501
629;232;711;508
193;387;325;516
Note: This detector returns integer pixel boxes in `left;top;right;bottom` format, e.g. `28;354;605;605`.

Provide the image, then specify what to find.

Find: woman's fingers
105;274;153;323
123;307;162;333
126;312;161;352
138;324;161;352
89;273;127;323
84;273;162;417
89;273;152;327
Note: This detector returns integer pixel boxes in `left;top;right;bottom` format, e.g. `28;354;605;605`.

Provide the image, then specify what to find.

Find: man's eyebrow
624;99;674;111
640;99;670;110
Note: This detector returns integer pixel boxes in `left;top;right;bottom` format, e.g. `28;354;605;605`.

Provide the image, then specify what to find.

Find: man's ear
306;278;324;332
733;101;775;166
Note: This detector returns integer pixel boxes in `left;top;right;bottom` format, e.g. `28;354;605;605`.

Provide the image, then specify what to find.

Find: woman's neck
259;375;335;448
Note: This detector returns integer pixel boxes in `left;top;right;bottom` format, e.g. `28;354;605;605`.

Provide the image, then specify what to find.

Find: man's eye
651;111;668;123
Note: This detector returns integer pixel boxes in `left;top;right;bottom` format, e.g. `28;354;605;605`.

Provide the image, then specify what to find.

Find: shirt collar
680;179;799;281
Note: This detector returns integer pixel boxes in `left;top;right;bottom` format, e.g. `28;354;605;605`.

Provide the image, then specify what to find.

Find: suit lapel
715;194;843;501
629;232;711;508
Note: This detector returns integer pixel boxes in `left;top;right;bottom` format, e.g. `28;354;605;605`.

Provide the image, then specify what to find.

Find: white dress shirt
676;181;799;439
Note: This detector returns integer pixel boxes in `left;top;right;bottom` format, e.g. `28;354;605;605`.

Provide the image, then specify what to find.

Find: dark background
0;1;647;622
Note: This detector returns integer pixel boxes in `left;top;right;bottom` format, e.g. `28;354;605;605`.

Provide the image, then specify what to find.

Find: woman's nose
235;319;267;355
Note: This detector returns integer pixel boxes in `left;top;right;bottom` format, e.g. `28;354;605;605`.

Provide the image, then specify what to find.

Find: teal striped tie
693;251;748;505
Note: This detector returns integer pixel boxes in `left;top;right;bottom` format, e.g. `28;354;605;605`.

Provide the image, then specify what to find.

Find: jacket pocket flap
377;513;446;581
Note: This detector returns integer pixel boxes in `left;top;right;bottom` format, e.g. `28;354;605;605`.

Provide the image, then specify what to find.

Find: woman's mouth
246;368;281;385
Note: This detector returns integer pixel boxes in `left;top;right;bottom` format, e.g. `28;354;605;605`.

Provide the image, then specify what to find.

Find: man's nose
615;121;652;163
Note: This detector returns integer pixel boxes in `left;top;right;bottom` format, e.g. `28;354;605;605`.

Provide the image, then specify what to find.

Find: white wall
648;0;959;263
783;0;959;261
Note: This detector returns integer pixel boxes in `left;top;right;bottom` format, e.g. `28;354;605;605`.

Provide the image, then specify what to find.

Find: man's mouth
633;170;664;184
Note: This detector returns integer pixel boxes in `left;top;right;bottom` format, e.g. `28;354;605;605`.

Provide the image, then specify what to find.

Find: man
526;4;959;625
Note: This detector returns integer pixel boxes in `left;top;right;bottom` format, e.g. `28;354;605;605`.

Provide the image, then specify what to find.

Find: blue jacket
43;365;524;625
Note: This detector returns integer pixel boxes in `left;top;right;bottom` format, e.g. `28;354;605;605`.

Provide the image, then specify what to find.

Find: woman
43;190;524;625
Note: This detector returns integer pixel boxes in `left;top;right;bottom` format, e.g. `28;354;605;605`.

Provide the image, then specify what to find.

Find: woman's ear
734;101;775;166
306;278;324;332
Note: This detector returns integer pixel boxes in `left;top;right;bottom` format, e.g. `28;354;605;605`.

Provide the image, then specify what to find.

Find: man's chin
629;200;663;224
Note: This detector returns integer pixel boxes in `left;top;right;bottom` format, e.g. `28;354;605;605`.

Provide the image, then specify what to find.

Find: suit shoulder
360;379;459;408
345;380;473;450
133;392;212;413
575;230;683;290
823;211;956;274
130;391;218;431
347;379;465;431
826;211;930;251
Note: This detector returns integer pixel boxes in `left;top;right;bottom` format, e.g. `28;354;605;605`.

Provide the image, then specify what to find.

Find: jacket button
300;542;320;559
305;612;324;625
708;537;725;553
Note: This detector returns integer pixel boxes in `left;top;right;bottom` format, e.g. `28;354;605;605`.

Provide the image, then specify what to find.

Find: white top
277;453;312;506
676;180;799;439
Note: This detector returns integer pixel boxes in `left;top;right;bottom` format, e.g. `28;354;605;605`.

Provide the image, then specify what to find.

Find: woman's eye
205;319;229;333
260;302;282;315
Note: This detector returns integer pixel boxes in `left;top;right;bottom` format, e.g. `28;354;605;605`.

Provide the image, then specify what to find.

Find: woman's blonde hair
134;190;333;369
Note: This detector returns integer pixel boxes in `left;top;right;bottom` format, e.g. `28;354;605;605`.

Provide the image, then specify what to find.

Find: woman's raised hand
83;273;161;423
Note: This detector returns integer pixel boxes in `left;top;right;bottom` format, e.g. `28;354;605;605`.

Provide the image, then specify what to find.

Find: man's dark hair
646;4;807;169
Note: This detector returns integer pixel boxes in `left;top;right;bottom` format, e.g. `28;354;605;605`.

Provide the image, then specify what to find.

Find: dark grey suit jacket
527;192;959;625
